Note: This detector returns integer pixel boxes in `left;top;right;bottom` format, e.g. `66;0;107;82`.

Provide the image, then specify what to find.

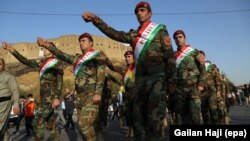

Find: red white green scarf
205;62;212;71
123;64;136;85
39;58;59;79
175;45;195;68
73;49;100;76
132;21;163;74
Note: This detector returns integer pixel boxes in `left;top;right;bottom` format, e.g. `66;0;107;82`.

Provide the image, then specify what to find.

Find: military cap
78;32;93;42
134;1;151;14
173;30;186;39
124;51;133;57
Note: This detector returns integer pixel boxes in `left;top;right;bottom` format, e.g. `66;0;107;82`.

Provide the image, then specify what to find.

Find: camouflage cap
173;30;186;39
78;32;93;42
134;1;151;14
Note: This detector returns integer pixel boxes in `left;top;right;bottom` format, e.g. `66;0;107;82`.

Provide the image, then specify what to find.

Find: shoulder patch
163;36;172;47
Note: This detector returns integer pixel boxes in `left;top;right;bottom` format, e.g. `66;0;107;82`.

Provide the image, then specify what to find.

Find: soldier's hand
197;86;204;91
52;98;61;109
13;103;20;115
82;12;96;23
2;41;15;52
37;37;49;48
93;94;101;104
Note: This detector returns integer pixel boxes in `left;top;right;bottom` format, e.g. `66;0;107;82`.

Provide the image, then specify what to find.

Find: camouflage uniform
46;46;106;141
200;62;219;124
90;15;176;141
0;70;19;141
11;50;63;141
174;46;206;125
217;73;230;124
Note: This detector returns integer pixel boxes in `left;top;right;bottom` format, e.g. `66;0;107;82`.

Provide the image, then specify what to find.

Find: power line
0;9;249;16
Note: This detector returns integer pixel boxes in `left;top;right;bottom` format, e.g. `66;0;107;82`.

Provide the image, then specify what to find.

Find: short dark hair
199;50;206;56
27;93;33;98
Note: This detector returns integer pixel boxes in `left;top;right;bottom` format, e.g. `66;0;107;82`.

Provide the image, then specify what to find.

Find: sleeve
9;75;19;105
104;56;116;72
195;50;206;87
47;45;75;65
93;16;132;44
56;61;64;96
11;50;40;70
95;55;107;96
160;25;176;84
214;67;222;92
105;70;122;85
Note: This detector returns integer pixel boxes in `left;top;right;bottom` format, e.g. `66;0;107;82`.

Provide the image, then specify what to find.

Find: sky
0;0;249;86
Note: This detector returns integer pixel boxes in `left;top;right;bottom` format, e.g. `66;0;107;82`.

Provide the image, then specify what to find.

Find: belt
0;96;11;102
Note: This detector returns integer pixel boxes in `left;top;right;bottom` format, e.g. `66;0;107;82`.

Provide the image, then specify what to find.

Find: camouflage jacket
46;46;106;96
204;62;221;91
175;47;206;87
93;18;176;84
11;50;63;95
106;64;135;90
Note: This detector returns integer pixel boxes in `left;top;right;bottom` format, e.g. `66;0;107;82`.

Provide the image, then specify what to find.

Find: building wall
0;34;130;64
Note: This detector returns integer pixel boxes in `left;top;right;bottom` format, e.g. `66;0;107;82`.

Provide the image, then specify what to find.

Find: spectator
24;94;36;136
64;89;75;130
0;58;20;141
13;95;25;134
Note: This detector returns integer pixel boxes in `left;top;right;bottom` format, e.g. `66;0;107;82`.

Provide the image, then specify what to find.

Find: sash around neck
131;21;163;73
73;49;100;76
175;45;195;68
39;57;59;79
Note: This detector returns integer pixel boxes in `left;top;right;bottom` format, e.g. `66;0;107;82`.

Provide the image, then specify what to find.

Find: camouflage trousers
217;96;229;124
133;73;167;141
201;86;219;124
77;92;101;141
33;103;59;141
174;86;202;125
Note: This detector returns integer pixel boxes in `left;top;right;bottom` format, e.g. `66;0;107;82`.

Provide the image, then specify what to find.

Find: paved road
8;105;250;141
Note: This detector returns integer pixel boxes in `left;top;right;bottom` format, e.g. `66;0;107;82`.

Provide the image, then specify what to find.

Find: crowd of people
0;1;248;141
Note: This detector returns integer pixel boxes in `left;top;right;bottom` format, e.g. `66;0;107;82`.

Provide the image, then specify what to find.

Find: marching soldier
173;30;206;125
82;1;176;140
2;41;63;141
37;33;107;141
198;51;219;124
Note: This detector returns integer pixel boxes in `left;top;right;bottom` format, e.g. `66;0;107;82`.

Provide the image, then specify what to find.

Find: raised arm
37;37;75;65
2;41;39;70
82;12;132;44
